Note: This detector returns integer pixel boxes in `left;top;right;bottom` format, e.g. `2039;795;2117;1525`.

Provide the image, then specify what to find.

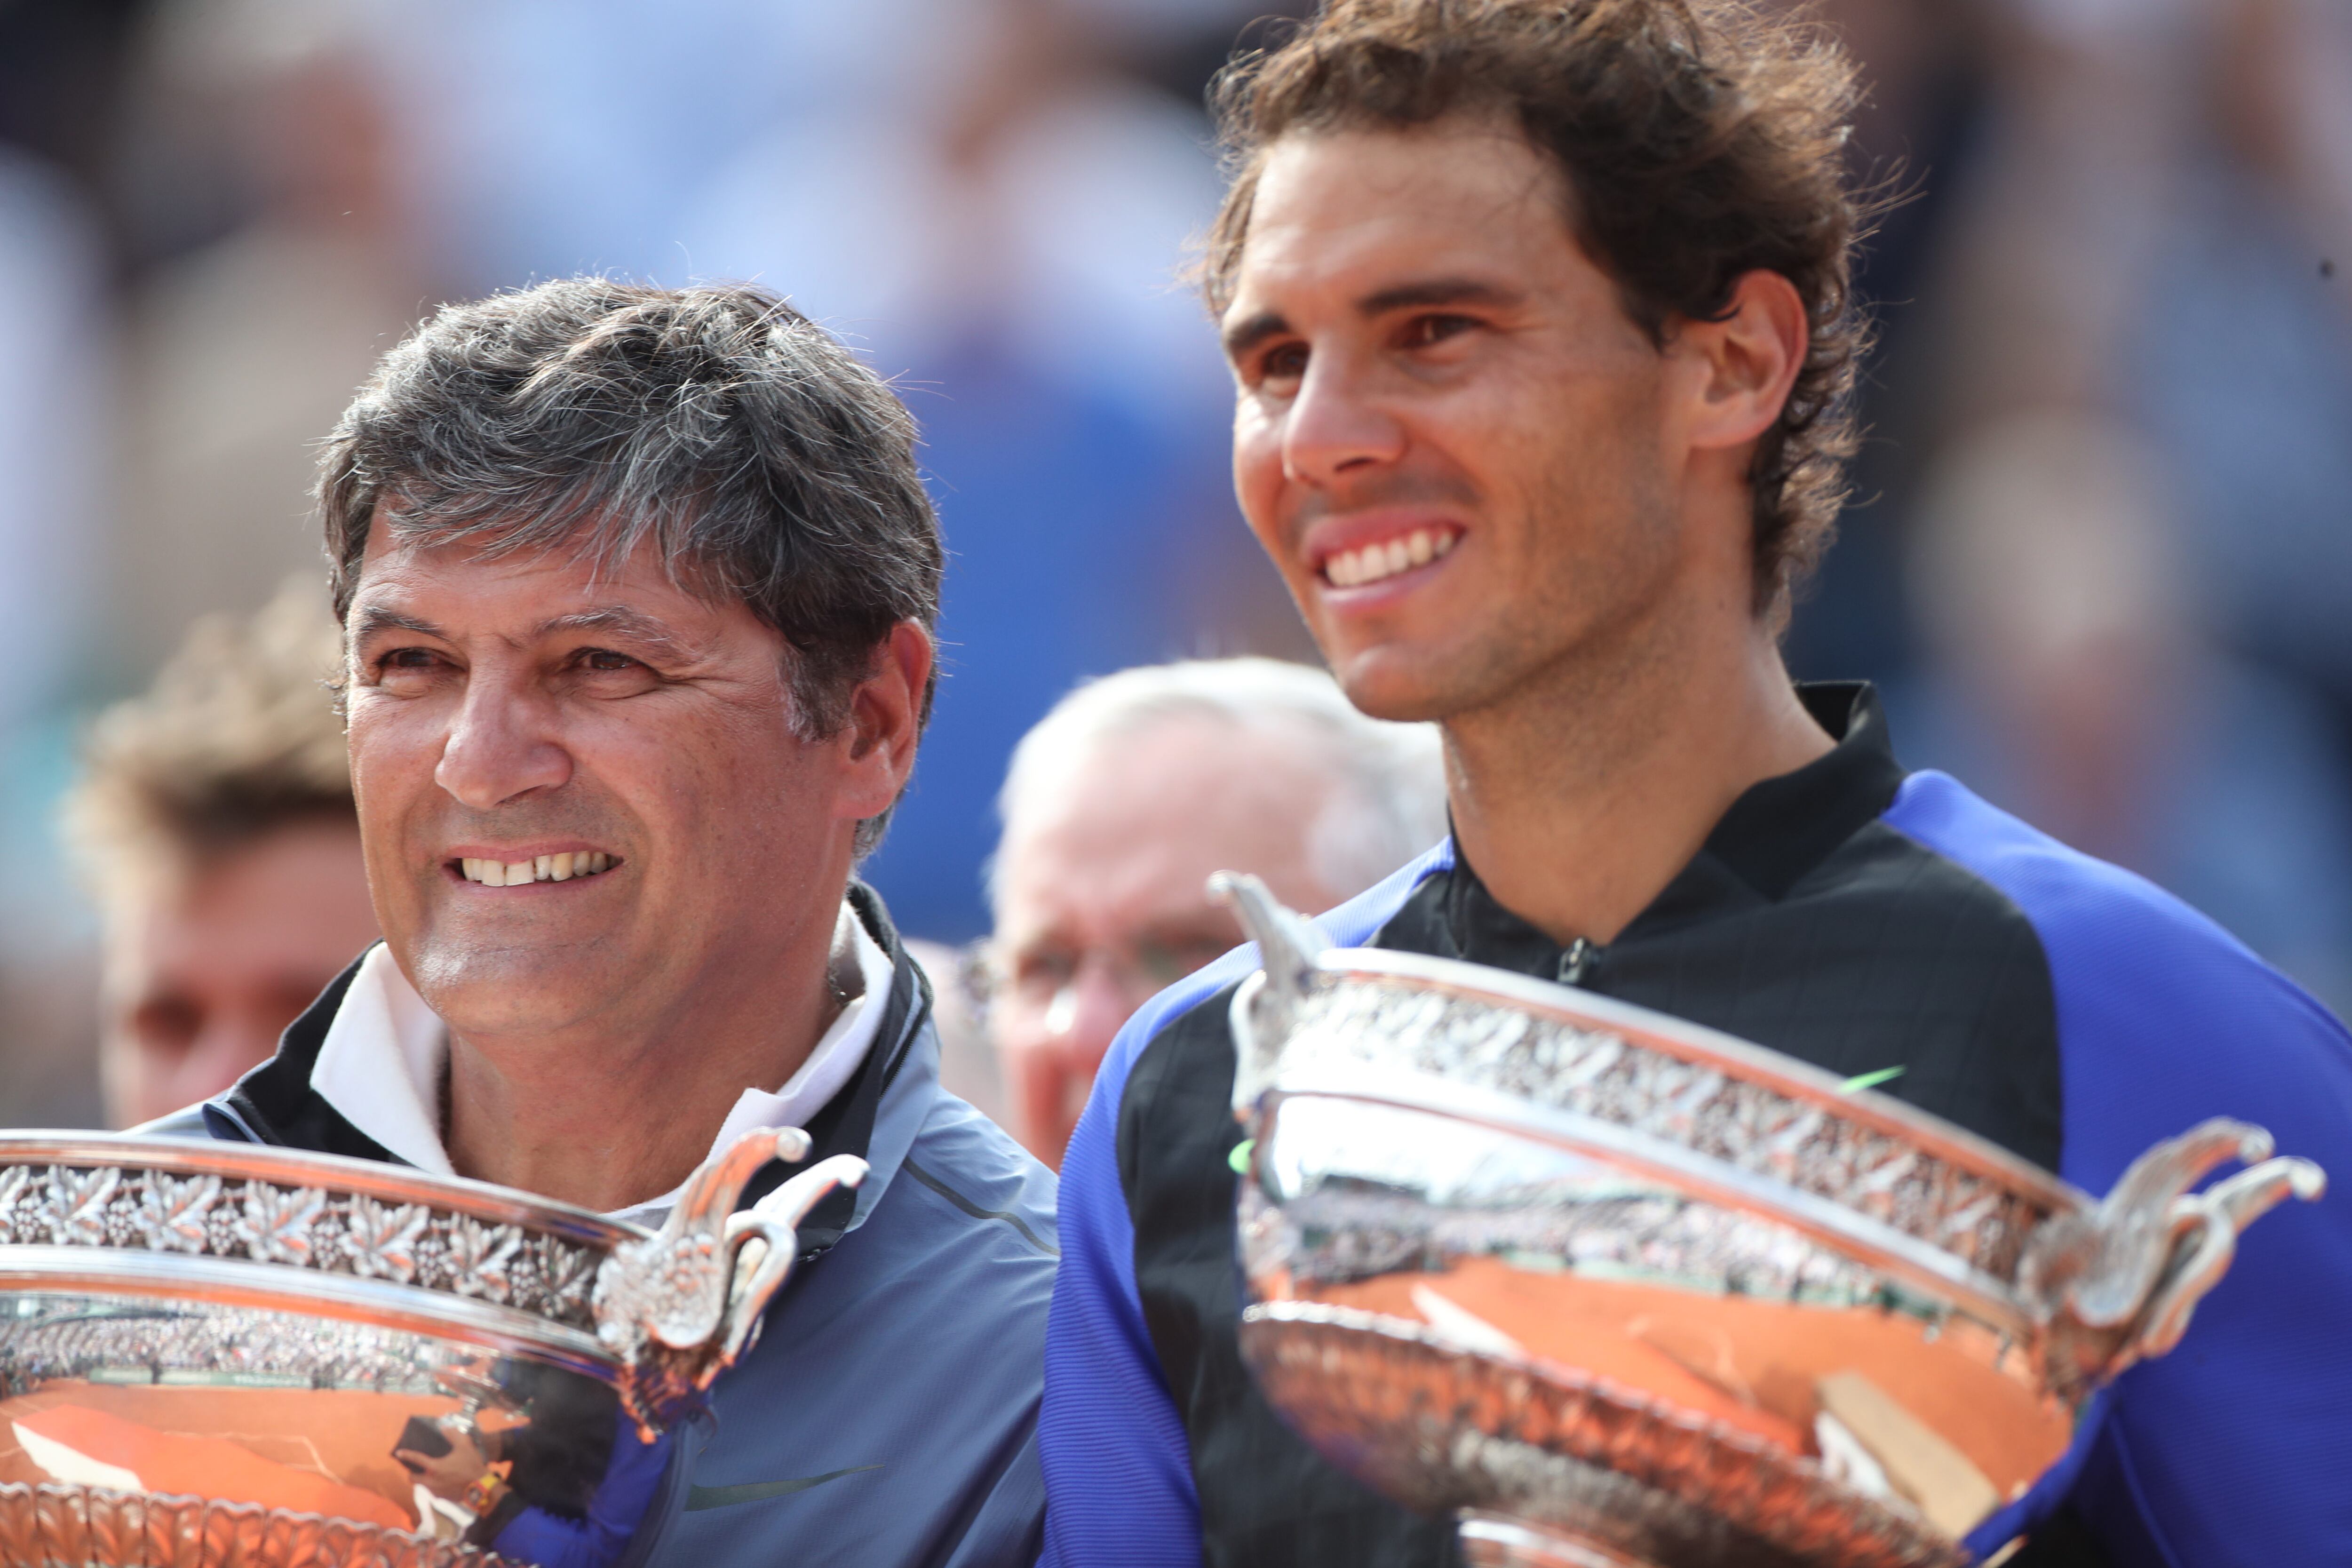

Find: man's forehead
349;524;730;637
1225;122;1574;311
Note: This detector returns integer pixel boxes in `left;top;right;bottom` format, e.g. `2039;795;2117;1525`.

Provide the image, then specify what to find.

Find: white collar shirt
307;901;894;1226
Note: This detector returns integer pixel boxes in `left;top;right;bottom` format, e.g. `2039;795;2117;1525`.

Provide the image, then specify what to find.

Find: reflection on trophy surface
1213;875;2325;1568
0;1127;860;1568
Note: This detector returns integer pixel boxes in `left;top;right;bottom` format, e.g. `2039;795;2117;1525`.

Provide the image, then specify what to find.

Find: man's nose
434;676;572;809
1281;350;1406;486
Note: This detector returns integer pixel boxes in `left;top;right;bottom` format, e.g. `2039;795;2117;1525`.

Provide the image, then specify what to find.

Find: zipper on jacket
1557;938;1599;987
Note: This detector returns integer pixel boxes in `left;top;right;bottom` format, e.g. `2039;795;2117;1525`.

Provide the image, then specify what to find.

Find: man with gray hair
145;279;1055;1568
985;657;1443;1166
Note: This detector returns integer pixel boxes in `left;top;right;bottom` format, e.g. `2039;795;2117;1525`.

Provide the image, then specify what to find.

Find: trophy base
1459;1512;1663;1568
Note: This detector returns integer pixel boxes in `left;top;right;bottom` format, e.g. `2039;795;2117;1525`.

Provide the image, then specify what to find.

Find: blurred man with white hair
983;657;1443;1167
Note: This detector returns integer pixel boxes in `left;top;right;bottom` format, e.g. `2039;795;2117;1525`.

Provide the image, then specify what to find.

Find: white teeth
1324;530;1461;589
461;851;614;885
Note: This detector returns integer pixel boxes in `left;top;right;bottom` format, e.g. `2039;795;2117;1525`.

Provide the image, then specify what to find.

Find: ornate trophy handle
2020;1117;2324;1401
1212;872;1331;1120
591;1127;868;1436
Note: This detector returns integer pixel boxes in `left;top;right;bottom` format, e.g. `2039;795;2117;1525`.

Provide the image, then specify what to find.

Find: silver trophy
1214;874;2324;1568
0;1129;863;1568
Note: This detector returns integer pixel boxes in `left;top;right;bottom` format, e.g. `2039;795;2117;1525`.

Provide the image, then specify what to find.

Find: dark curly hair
1204;0;1869;619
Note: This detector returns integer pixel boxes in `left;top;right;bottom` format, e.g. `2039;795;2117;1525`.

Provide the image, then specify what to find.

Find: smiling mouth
1319;526;1461;588
455;852;617;888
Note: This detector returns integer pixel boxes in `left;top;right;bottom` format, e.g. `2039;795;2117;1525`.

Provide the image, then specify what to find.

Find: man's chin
1327;645;1478;725
402;940;635;1042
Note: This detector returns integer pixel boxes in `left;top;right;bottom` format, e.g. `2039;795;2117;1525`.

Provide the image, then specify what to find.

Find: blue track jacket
1041;743;2352;1565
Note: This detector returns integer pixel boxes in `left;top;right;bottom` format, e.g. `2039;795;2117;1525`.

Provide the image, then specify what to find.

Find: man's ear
837;620;935;823
1677;268;1809;453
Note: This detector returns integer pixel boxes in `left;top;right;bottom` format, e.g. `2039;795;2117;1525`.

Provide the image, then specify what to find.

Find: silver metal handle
591;1126;866;1435
2020;1118;2324;1401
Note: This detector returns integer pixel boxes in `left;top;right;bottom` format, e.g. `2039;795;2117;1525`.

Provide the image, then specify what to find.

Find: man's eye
378;647;442;673
1403;313;1476;348
1258;343;1308;383
578;649;638;673
1011;950;1078;998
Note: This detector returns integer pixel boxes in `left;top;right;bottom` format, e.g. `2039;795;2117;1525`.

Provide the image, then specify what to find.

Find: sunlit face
342;522;861;1048
1223;120;1692;721
101;820;380;1129
988;717;1347;1167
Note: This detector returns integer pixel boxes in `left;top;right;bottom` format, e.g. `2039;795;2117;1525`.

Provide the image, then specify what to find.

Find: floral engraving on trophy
447;1214;525;1304
234;1181;327;1265
0;1157;610;1333
535;1234;601;1321
0;1483;510;1568
34;1166;124;1248
0;1166;30;1243
1284;980;2049;1282
134;1170;222;1253
344;1194;430;1284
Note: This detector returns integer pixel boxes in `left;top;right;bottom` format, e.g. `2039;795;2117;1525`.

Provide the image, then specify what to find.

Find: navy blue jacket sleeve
1036;964;1229;1568
1889;772;2352;1564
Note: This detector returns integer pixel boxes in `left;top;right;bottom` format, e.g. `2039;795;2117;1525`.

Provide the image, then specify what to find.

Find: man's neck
1443;603;1831;949
438;904;852;1213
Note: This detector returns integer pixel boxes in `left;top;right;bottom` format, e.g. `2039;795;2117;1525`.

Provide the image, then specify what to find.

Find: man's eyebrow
534;606;697;660
349;606;446;643
1222;278;1526;361
1221;308;1291;362
1355;277;1526;317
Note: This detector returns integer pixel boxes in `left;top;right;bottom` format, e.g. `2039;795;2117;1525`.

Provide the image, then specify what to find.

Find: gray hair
993;657;1448;914
317;279;942;856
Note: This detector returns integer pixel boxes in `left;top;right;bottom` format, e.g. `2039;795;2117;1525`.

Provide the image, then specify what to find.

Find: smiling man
1038;3;2352;1566
146;280;1056;1568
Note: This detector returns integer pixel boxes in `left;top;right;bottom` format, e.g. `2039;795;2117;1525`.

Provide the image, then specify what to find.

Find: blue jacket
1040;689;2352;1566
159;886;1057;1568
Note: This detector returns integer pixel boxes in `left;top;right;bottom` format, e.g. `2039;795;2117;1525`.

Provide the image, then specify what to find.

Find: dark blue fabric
1886;770;2352;1564
493;1419;670;1568
1037;842;1455;1568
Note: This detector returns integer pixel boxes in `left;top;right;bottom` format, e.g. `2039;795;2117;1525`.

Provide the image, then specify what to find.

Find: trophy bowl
0;1128;865;1568
1213;875;2325;1568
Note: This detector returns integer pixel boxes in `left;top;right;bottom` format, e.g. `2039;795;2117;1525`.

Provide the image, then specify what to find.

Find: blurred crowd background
1;0;2347;1132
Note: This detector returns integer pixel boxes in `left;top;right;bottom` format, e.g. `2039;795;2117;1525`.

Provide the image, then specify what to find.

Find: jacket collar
203;879;935;1255
1392;681;1907;968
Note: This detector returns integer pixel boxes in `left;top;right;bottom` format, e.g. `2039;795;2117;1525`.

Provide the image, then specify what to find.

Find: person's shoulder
1883;769;2352;1184
1883;768;2327;1011
890;1090;1060;1268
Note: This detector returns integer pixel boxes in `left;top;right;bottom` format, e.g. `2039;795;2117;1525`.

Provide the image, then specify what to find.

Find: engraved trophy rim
1283;948;2082;1216
0;1133;647;1247
0;1132;636;1378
